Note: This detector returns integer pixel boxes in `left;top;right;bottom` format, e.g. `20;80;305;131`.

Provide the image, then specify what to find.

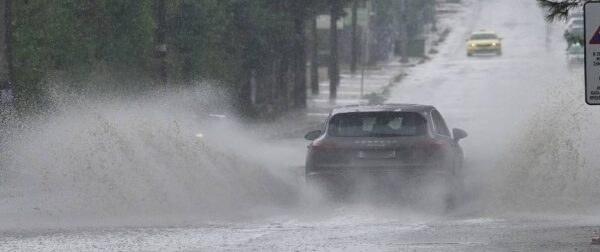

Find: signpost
585;1;600;104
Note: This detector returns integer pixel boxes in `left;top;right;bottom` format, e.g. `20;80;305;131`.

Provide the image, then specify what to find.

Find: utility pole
155;0;168;85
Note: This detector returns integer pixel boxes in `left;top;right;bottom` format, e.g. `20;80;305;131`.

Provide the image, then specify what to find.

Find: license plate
358;150;396;159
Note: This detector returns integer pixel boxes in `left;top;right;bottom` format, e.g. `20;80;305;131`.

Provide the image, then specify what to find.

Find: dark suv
304;104;467;205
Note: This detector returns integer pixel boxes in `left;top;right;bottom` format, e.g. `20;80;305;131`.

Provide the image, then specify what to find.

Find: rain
0;0;599;251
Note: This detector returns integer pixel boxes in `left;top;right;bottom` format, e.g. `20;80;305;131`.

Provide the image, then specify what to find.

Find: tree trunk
328;0;340;101
182;52;193;84
399;0;409;63
277;54;290;110
292;6;307;110
350;0;359;74
238;70;253;117
310;16;319;95
155;0;168;85
431;0;437;32
0;0;13;106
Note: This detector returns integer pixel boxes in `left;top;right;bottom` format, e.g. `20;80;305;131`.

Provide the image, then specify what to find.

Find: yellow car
466;30;502;56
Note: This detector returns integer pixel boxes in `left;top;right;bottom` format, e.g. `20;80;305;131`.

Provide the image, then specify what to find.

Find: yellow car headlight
470;43;476;47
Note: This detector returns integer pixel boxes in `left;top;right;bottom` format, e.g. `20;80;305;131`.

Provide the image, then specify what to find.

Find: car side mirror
304;130;322;141
499;37;503;41
452;128;468;142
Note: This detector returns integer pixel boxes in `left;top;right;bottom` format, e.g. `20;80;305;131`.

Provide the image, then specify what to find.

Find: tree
155;0;168;85
307;0;331;96
328;0;343;101
9;0;154;112
0;0;14;105
291;0;307;110
372;0;397;63
428;0;437;32
6;0;327;118
310;15;319;95
398;0;409;63
538;0;589;21
171;1;194;83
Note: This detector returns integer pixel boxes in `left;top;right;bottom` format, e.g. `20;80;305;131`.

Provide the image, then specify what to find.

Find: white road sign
585;1;600;104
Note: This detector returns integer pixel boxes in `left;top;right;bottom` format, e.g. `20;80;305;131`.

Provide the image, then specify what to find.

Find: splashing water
0;86;307;229
489;72;600;214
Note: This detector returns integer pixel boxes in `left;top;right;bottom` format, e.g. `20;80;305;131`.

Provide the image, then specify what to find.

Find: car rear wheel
444;176;464;212
444;164;466;212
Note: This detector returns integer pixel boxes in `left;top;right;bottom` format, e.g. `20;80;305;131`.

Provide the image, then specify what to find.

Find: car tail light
415;139;445;150
311;139;337;151
413;140;445;160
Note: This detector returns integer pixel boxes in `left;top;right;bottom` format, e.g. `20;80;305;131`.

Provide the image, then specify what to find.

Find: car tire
467;52;473;57
305;173;324;190
497;50;502;56
443;160;466;212
445;175;465;212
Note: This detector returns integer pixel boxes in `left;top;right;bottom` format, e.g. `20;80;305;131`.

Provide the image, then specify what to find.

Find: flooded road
2;0;600;251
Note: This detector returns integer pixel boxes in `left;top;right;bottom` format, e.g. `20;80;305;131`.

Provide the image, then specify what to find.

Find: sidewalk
256;0;474;139
305;0;472;118
306;59;416;117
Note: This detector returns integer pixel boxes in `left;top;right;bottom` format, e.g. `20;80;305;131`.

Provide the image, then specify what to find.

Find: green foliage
167;0;297;84
13;0;154;100
97;1;154;72
538;0;588;21
9;0;331;116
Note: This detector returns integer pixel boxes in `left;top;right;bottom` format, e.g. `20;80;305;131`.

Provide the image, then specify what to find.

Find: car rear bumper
306;164;448;177
305;165;452;194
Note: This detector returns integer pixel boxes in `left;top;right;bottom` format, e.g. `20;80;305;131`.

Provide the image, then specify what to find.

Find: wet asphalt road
3;0;600;251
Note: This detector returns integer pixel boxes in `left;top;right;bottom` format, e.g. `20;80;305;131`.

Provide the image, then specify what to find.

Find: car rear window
327;112;428;137
470;33;497;40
